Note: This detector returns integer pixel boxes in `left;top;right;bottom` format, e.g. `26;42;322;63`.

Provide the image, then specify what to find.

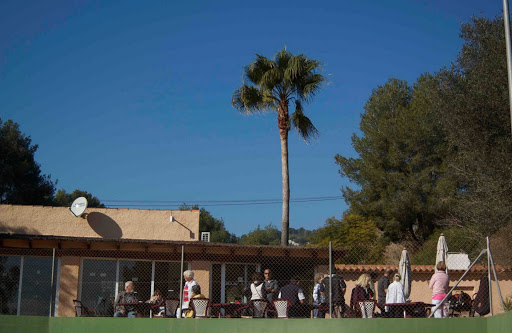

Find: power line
102;195;343;208
101;195;342;204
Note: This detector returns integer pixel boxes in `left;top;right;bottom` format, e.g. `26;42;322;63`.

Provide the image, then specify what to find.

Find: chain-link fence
0;235;509;319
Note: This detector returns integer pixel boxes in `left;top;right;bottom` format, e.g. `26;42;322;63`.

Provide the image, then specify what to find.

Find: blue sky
0;0;503;236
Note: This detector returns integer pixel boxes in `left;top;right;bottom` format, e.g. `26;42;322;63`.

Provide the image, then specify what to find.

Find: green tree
309;214;385;264
0;118;56;205
336;77;453;243
239;224;281;246
232;48;325;246
53;189;105;208
436;16;512;236
179;204;237;243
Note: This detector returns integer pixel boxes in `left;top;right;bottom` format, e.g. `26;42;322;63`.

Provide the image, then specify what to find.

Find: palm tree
232;48;325;246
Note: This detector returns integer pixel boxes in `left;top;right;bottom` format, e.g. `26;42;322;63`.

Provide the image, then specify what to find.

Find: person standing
350;274;375;317
429;261;449;318
312;273;326;318
378;269;393;308
182;270;199;316
386;273;406;317
321;267;347;318
114;281;138;318
263;268;279;303
278;277;306;317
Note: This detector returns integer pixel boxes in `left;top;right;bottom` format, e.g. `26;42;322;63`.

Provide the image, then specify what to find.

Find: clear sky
0;0;504;236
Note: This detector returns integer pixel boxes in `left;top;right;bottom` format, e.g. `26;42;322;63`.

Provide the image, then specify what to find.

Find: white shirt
182;279;198;309
385;281;406;307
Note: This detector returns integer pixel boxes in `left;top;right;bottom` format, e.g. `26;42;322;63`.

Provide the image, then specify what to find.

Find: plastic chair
163;298;180;318
272;299;292;318
358;300;376;318
73;300;97;317
251;299;268;318
190;298;211;318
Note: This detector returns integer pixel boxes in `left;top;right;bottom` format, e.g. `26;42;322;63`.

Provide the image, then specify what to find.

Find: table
116;302;155;317
210;303;245;318
384;302;434;318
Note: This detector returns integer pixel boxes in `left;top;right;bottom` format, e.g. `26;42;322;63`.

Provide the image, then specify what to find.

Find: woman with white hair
385;273;406;316
182;270;199;315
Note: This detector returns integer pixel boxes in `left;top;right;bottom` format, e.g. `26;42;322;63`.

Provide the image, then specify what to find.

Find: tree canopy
179;204;237;243
53;189;105;208
335;16;512;255
0;119;56;205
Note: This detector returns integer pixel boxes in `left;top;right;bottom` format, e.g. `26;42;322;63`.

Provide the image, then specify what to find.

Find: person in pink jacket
429;261;449;318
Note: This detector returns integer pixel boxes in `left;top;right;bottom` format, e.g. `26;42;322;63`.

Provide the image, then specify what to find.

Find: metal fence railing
0;235;509;318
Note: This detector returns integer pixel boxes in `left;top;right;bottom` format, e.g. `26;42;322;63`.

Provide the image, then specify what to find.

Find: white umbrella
399;248;412;299
436;233;449;272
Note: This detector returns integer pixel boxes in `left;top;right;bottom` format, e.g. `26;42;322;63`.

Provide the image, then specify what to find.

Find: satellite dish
70;197;88;217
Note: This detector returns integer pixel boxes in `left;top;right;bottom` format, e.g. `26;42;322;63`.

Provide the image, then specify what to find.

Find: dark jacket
115;291;139;312
321;274;346;305
279;283;301;306
350;285;374;317
264;279;279;303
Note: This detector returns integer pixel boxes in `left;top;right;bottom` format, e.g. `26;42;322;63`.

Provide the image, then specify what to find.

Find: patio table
385;302;434;318
116;302;154;317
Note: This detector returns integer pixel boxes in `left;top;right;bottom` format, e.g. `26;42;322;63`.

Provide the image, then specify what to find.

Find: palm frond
291;100;319;142
274;48;292;72
232;85;271;113
298;73;326;102
246;55;275;85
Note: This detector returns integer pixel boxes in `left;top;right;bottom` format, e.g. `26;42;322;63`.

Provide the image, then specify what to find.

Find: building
0;204;335;317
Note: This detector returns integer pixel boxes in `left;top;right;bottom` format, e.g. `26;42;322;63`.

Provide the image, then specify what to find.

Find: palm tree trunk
280;130;290;246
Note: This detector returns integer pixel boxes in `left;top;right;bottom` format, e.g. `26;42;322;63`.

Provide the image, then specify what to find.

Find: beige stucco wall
190;261;211;298
57;257;80;317
0;205;199;242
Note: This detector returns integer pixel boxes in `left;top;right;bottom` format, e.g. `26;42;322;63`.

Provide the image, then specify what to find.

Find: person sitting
350;274;375;317
114;281;138;318
147;289;164;316
185;285;205;318
278;277;306;317
385;273;406;317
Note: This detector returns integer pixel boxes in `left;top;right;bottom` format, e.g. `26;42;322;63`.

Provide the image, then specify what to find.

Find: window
80;259;117;317
19;257;53;316
0;256;21;315
118;261;152;302
80;259;187;316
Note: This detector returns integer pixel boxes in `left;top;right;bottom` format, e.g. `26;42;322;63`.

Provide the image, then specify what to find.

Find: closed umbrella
399;248;412;299
436;233;449;272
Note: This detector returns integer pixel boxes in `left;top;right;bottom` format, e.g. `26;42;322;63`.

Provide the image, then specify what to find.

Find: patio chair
73;300;97;317
272;299;293;319
251;299;268;318
190;298;211;318
358;300;376;318
163;298;180;318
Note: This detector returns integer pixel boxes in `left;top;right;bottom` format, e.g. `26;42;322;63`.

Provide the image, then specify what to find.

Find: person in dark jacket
321;267;347;318
263;268;279;303
350;274;375;317
278;277;306;317
114;281;139;318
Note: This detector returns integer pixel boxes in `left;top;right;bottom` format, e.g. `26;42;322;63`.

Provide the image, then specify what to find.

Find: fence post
329;241;332;319
49;248;56;317
178;245;184;318
487;236;493;316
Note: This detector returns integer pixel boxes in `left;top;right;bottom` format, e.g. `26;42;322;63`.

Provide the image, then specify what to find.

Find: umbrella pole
488;245;505;312
429;249;487;318
487;237;493;316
